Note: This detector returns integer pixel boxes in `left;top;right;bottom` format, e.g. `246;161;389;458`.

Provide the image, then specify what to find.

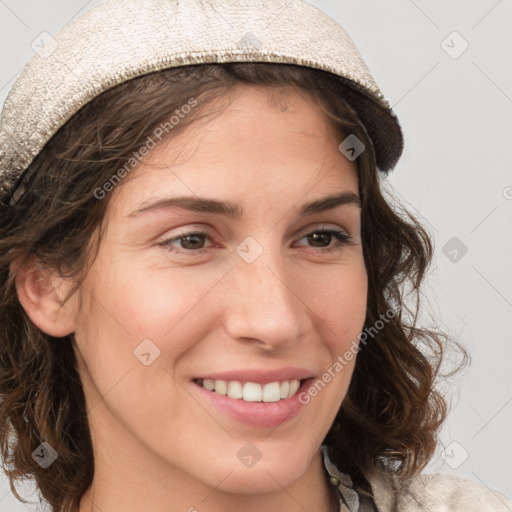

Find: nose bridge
221;240;307;347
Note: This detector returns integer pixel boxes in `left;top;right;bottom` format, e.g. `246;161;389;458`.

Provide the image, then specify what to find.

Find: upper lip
193;367;315;385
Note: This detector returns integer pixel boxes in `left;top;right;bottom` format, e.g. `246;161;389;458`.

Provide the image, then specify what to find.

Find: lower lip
191;379;313;428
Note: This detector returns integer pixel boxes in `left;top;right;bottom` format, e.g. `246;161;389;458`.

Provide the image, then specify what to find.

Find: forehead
208;83;341;139
107;83;359;218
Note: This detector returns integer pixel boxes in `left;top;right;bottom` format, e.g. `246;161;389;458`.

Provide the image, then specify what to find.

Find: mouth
193;377;303;403
190;373;315;428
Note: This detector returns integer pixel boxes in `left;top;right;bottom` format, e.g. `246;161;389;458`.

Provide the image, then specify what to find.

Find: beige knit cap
0;0;403;202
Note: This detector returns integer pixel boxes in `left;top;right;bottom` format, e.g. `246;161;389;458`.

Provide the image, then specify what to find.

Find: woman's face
71;84;367;495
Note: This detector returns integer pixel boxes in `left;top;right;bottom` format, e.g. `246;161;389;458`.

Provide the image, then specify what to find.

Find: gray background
1;0;511;509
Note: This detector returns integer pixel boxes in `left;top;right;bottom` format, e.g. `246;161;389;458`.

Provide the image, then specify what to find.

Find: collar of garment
321;444;378;512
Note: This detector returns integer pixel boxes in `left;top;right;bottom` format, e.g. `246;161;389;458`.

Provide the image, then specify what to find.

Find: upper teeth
199;379;301;402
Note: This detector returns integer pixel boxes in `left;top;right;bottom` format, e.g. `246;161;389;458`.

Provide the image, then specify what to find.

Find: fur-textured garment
322;444;512;511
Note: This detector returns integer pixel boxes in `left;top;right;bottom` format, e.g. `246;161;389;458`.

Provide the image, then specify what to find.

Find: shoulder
367;471;512;512
399;473;512;511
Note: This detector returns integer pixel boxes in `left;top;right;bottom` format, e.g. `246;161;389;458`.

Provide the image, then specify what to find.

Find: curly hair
0;62;469;511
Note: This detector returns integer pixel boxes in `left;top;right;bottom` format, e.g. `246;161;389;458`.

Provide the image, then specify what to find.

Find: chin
194;448;311;495
216;465;305;494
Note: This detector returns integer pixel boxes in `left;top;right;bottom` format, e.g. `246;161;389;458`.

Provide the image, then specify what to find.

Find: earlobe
11;259;77;337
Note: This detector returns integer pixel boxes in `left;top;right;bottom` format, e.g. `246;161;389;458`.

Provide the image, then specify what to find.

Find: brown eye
296;228;353;253
159;230;213;255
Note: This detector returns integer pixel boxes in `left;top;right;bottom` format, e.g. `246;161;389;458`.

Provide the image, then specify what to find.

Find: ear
11;258;78;337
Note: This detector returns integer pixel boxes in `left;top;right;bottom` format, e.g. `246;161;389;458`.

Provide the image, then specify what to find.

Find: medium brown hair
0;63;469;511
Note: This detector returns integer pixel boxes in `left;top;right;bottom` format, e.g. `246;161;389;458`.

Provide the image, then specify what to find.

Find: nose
220;245;310;351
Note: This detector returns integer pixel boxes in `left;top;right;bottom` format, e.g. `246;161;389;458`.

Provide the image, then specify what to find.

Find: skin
15;84;368;512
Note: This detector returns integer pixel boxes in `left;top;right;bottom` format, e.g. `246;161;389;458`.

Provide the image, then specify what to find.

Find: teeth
262;382;281;402
198;378;302;402
203;379;215;391
243;382;262;402
227;381;243;399
214;380;227;395
288;379;300;396
280;380;289;399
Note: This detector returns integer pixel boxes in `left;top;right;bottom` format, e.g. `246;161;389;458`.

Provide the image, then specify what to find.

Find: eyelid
296;221;351;236
157;221;356;257
158;221;352;243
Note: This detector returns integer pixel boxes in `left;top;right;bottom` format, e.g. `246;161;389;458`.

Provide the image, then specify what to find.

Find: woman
0;1;510;511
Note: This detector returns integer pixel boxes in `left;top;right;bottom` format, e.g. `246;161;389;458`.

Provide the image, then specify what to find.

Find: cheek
73;257;234;416
310;258;368;351
83;256;220;343
297;262;367;434
72;260;214;432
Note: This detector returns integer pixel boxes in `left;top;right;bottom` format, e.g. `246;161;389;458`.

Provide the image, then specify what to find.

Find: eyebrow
128;191;361;219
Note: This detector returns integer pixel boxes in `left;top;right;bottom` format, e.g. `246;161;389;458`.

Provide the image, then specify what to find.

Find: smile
194;378;301;402
190;368;314;427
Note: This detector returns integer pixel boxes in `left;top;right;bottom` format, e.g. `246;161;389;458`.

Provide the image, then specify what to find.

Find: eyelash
158;227;354;256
